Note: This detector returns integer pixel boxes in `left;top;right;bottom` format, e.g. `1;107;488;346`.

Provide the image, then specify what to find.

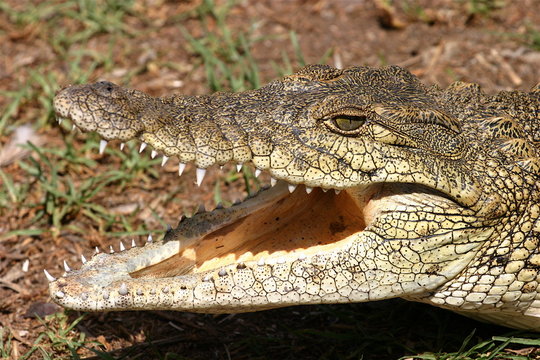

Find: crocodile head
50;65;540;329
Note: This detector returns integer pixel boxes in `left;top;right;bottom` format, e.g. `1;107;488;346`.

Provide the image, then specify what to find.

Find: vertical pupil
334;116;364;131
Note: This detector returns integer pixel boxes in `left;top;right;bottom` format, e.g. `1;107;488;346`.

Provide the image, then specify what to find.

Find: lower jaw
49;181;372;309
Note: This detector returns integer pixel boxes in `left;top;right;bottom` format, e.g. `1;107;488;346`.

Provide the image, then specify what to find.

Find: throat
130;187;365;279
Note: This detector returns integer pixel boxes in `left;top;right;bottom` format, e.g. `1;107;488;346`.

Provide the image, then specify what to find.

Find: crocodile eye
325;115;366;135
334;116;365;131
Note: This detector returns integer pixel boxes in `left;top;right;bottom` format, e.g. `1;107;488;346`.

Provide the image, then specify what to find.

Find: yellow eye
332;116;366;132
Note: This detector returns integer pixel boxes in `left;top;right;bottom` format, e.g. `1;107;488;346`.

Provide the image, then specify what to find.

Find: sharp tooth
151;150;158;158
255;169;261;177
197;204;206;213
63;260;71;272
81;254;87;264
218;268;227;277
99;140;108;154
335;189;341;195
43;269;56;282
120;142;125;151
288;184;297;193
58;118;63;125
297;253;306;261
147;234;153;243
109;245;115;253
257;258;266;266
196;168;206;186
178;163;186;176
305;186;313;194
139;142;147;153
22;259;29;272
131;239;137;248
270;178;277;187
161;156;169;166
236;164;243;172
119;241;126;251
72;124;76;131
95;247;100;254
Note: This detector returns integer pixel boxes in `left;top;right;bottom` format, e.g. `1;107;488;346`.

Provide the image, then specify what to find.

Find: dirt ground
1;0;540;359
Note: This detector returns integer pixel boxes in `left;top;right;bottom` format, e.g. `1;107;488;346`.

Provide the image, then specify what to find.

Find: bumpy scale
50;65;540;330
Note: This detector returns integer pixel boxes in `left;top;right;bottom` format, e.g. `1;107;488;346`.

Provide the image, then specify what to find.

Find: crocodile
49;64;540;330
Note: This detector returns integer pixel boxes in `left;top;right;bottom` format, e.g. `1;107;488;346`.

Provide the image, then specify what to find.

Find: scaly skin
50;65;540;330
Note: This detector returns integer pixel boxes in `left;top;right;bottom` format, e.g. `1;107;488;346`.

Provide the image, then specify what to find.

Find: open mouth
47;133;469;313
47;137;380;310
48;80;486;313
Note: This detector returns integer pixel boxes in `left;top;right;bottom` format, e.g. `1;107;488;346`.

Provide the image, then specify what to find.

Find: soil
1;0;540;359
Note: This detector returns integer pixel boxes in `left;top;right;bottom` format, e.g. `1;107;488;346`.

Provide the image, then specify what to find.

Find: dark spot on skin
494;255;508;266
275;217;280;221
425;265;441;275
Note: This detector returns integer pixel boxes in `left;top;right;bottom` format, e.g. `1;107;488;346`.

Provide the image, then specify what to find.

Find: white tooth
147;234;153;243
99;140;108;154
95;247;100;254
178;163;186;176
109;245;114;253
63;260;71;272
44;269;56;282
81;254;87;264
335;189;341;195
131;239;136;248
120;142;125;151
305;186;313;194
119;283;128;295
139;142;147;153
288;184;297;193
58;118;63;125
120;241;126;251
270;178;277;187
277;257;286;264
297;253;306;261
22;259;29;272
72;124;76;131
196;168;206;186
236;164;243;172
255;169;261;177
151;150;157;158
257;258;265;266
161;156;169;166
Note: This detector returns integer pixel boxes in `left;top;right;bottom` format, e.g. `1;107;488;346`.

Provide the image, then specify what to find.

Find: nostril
97;81;114;93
